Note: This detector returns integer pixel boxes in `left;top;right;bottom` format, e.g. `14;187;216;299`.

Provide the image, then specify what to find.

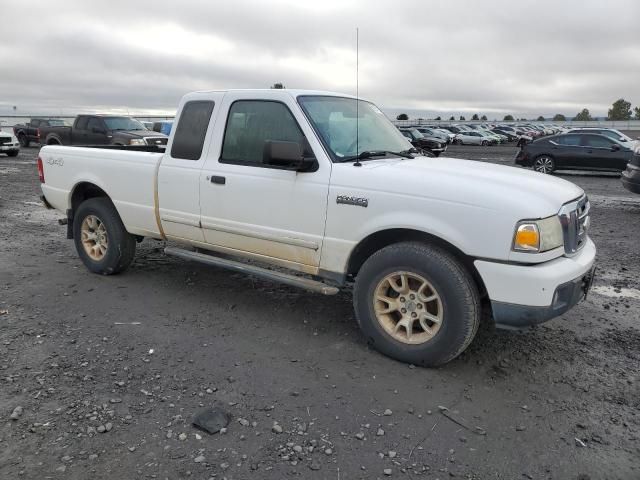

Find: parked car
40;115;168;147
515;133;634;174
454;131;493;146
13;118;68;147
0;130;20;156
478;130;503;144
413;126;450;144
439;125;469;135
491;128;518;142
432;128;457;143
38;88;596;366
621;147;640;194
398;128;447;156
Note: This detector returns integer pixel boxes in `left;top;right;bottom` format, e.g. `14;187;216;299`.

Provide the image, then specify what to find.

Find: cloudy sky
1;0;639;119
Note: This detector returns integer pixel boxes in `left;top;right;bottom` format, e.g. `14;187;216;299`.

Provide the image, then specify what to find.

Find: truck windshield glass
298;96;411;162
103;117;147;131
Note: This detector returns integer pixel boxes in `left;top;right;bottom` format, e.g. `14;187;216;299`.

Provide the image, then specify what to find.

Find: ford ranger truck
38;89;596;366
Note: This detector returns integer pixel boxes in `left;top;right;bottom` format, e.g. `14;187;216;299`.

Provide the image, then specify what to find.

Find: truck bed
39;145;164;238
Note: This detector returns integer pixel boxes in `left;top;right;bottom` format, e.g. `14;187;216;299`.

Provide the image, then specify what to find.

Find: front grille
0;136;11;146
144;137;168;146
559;195;590;256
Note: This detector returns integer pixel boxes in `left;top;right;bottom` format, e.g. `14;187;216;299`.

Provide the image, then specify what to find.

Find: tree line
396;98;640;122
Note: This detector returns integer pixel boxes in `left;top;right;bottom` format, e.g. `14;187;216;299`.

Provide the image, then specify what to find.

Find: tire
481;140;488;146
7;151;19;157
432;151;441;157
533;155;555;174
18;134;29;147
353;242;480;366
73;197;136;275
454;139;463;145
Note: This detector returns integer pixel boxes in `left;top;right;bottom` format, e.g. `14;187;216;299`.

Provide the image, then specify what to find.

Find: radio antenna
354;27;362;167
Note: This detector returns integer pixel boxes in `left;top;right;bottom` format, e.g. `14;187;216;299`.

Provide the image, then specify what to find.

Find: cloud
1;0;639;118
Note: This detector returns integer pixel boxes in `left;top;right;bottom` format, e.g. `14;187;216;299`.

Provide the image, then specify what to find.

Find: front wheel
481;140;488;146
73;198;136;275
7;151;19;157
353;242;480;366
533;155;555;174
18;134;29;147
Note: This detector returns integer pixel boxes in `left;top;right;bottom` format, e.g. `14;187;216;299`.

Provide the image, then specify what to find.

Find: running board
164;247;340;296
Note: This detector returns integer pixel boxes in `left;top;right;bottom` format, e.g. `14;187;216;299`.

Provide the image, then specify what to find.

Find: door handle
209;175;226;185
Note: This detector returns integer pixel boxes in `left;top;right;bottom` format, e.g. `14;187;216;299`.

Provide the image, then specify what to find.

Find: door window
220;100;306;166
582;135;613;148
555;135;580;146
75;117;89;130
171;101;215;160
87;118;103;132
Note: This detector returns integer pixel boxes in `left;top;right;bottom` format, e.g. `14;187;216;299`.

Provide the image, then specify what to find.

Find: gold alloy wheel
80;215;108;261
373;271;443;345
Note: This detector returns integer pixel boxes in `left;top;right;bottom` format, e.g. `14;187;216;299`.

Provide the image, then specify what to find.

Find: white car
454;131;493;145
0;130;20;157
38;89;596;366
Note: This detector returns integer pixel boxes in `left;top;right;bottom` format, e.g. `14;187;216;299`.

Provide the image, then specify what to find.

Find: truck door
199;93;331;272
157;94;223;242
85;118;109;145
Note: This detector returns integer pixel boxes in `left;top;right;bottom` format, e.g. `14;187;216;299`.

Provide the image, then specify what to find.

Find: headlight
11;135;18;143
512;215;563;253
129;138;146;146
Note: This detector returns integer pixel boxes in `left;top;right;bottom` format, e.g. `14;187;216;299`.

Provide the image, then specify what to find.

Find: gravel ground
1;145;638;480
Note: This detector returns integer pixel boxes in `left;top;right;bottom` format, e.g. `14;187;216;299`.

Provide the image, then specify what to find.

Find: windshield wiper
339;149;414;162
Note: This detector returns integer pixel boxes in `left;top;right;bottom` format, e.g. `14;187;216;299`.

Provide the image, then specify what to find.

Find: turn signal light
513;224;539;251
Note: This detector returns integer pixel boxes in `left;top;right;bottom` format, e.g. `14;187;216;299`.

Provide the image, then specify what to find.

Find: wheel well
47;138;61;145
67;182;110;239
346;229;487;296
71;182;109;212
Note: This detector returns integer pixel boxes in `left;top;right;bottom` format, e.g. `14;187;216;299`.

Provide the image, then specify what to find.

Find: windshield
103;117;147;131
298;96;412;161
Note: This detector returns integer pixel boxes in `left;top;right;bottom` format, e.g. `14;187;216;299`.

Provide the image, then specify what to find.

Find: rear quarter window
171;101;215;160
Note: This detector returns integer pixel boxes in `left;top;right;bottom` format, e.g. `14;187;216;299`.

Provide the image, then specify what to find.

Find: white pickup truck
39;89;596;366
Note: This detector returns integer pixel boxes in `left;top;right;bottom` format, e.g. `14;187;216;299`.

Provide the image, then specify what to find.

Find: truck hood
333;155;583;218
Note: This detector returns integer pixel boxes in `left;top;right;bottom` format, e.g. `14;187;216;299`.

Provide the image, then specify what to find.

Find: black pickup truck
40;115;168;147
13;118;68;147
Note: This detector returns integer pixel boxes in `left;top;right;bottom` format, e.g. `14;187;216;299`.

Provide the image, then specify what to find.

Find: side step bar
164;247;340;296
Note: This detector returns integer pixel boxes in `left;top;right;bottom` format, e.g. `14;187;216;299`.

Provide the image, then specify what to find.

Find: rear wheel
73;198;136;275
533;155;555;174
353;242;480;366
7;151;19;157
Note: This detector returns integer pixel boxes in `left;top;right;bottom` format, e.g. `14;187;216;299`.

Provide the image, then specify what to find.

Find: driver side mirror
263;140;317;172
611;144;621;152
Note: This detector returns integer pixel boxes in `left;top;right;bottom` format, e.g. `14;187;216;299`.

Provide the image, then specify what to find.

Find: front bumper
0;143;20;152
474;238;596;328
621;164;640;194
